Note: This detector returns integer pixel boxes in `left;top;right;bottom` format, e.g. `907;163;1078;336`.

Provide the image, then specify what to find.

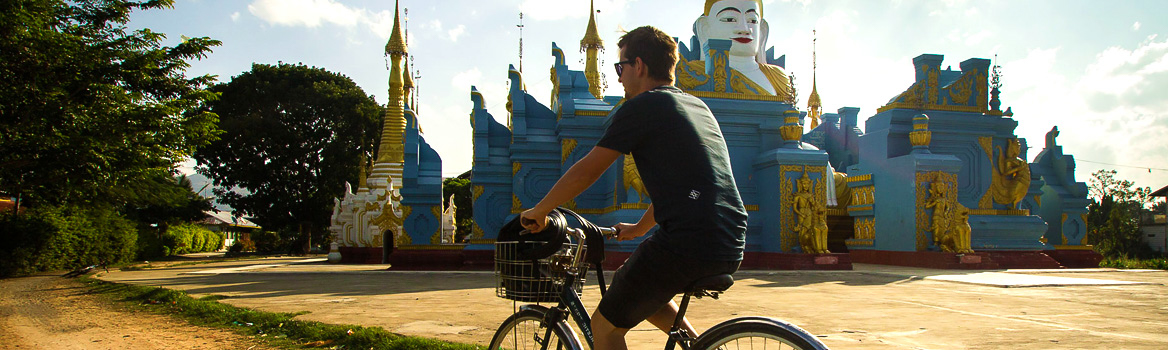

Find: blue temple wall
468;36;1087;256
1030;127;1091;247
400;106;443;244
469;87;515;244
852;54;1048;251
803;106;863;172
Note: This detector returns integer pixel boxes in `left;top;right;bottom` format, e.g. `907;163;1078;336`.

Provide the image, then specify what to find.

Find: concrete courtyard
97;256;1167;349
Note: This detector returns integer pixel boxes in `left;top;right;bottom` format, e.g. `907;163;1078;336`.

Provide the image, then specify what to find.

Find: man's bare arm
521;146;622;232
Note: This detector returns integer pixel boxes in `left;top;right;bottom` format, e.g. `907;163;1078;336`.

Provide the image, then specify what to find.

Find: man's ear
757;18;770;65
634;57;647;77
694;16;710;60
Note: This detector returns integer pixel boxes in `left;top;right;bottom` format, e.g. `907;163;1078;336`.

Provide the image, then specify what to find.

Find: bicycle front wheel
489;307;581;350
692;318;827;350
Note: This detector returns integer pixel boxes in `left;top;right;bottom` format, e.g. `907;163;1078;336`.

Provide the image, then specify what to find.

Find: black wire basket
494;241;587;302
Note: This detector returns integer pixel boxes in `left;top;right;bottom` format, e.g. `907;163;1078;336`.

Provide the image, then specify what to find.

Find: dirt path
0;274;272;350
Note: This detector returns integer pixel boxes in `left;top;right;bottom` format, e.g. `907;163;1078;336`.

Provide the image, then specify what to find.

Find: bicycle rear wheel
692;318;827;350
489;308;581;350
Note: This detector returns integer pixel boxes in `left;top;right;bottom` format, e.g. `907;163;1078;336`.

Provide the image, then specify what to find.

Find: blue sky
129;0;1168;197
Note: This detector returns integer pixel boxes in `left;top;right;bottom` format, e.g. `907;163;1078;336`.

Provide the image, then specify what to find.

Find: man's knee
591;311;629;339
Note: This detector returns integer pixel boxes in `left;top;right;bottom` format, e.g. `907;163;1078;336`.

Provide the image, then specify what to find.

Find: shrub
159;223;221;255
0;205;137;277
250;230;283;253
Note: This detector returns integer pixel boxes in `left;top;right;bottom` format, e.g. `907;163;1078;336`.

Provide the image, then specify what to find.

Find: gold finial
581;0;604;99
403;56;415;103
807;29;822;129
580;0;603;49
385;0;408;57
377;0;407;164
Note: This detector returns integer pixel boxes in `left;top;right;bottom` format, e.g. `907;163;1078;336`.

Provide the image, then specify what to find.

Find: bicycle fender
700;316;830;350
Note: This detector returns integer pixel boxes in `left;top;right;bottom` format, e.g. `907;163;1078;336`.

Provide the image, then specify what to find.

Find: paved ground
96;255;1168;349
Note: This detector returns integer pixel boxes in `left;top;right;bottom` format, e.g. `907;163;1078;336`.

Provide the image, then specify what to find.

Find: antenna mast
518;12;524;72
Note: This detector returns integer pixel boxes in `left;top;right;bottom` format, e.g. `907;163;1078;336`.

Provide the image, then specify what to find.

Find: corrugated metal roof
1152;184;1168;197
201;210;260;228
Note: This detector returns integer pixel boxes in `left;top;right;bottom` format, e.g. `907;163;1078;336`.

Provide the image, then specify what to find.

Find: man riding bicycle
520;25;748;350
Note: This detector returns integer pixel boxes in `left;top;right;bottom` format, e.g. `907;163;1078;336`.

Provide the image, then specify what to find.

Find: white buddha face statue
696;0;768;63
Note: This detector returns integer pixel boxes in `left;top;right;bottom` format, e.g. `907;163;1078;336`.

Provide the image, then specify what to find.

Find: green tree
124;174;215;226
192;63;382;250
1087;170;1153;258
0;0;221;209
442;171;474;242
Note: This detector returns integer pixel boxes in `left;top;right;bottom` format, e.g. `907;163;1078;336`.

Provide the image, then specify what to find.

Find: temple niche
460;0;1097;269
327;0;445;264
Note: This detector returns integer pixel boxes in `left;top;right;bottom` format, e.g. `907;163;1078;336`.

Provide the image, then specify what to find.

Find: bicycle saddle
686;274;734;294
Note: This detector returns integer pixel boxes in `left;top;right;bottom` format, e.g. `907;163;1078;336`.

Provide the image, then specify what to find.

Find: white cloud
451;67;483;90
1079;34;1168;113
247;0;400;38
247;0;363;28
520;0;628;21
780;0;812;7
230;11;241;22
1006;36;1168;189
1133;21;1141;31
448;25;466;42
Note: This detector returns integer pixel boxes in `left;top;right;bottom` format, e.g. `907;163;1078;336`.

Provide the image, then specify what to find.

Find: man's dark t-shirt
596;86;747;261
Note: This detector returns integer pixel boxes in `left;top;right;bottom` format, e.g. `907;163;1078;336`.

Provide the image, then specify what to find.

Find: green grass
1099;257;1168;270
79;276;483;350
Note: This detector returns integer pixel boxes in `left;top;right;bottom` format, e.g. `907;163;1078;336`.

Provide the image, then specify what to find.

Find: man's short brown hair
617;26;677;83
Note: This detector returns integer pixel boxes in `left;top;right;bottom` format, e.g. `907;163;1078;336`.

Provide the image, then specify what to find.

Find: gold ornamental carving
948;69;976;105
1080;213;1089;245
990;138;1030;208
561;138;577;163
623;155;647;203
793;171;830;254
977;137;994;209
779;114;803;142
511;194;522;214
395;205;413;246
472;185;484;202
781;165;828;253
711;51;728;92
927;65;940;105
909;129;931;148
471;221;485;239
431;205;443;244
917;171;972;252
676;60;709;90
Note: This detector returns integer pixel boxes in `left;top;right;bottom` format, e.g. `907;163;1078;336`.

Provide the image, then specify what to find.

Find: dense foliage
0;205;138;277
192;63;383;250
0;0;221;208
1087;170;1155;259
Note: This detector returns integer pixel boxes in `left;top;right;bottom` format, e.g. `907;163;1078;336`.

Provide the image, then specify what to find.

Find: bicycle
489;207;830;350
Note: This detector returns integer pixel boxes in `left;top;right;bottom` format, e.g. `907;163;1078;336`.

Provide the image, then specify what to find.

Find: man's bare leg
592;311;630;350
644;300;698;337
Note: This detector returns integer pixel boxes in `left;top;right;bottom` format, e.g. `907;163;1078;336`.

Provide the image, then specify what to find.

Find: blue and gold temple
338;0;1099;269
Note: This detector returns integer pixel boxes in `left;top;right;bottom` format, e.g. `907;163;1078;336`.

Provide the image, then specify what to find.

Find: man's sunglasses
614;60;633;77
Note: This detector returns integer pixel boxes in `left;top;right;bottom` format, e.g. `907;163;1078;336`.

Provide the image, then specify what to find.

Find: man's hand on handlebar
613;222;649;241
519;208;549;233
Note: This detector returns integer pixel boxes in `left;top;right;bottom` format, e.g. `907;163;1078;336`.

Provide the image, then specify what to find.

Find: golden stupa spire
580;0;604;99
807;29;822;130
378;0;407;164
